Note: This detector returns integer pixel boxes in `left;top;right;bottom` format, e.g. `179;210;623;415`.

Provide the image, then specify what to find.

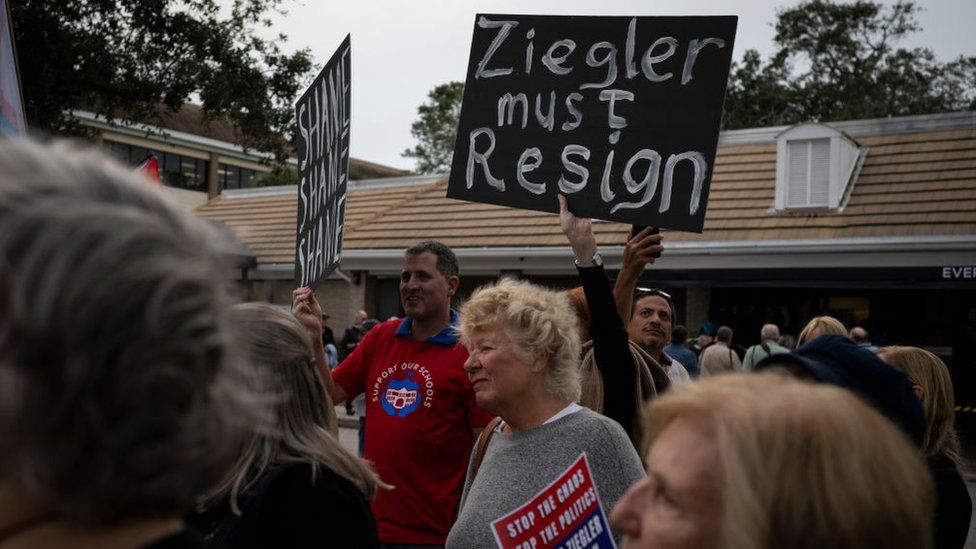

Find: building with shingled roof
196;110;976;409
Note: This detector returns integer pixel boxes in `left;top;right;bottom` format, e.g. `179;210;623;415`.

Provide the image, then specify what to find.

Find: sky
258;0;975;172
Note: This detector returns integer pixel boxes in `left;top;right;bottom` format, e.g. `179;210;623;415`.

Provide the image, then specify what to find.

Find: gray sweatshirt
446;408;645;549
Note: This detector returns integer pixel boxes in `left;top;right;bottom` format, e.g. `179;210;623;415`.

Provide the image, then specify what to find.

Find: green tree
255;165;299;187
723;0;976;129
11;0;315;160
403;81;464;174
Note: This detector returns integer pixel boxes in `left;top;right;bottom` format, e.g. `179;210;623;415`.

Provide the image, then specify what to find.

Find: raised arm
557;195;598;264
558;195;639;440
613;227;663;322
292;287;349;405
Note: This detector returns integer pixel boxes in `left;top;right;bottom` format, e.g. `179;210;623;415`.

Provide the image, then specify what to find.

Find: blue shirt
394;309;460;345
663;343;699;377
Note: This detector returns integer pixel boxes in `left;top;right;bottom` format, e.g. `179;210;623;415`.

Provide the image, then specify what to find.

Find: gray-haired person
0;139;252;548
742;323;790;371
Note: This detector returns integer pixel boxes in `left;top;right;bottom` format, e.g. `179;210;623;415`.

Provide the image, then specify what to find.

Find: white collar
495;402;582;433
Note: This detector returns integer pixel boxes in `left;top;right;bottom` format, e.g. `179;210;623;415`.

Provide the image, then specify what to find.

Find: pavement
335;405;360;454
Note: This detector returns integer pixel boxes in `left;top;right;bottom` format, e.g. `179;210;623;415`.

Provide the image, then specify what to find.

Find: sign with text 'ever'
448;15;737;232
294;35;351;289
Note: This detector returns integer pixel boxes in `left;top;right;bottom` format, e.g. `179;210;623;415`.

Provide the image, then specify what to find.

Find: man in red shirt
294;241;493;548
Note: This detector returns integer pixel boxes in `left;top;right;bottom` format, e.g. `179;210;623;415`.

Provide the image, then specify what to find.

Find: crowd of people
0;138;970;549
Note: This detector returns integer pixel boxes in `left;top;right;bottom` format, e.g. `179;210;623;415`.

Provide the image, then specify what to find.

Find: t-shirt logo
382;372;421;417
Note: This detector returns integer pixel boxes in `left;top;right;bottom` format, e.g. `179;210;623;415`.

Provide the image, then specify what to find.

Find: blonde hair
880;346;961;465
460;278;582;402
797;315;848;346
643;373;933;549
200;303;382;513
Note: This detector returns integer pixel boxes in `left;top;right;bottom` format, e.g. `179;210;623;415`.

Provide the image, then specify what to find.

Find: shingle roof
90;103;407;180
196;114;976;266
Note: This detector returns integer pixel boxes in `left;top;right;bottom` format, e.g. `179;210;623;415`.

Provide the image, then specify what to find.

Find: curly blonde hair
459;278;581;401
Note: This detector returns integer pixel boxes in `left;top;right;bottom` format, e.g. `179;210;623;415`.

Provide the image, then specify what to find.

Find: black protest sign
447;15;737;232
294;35;351;289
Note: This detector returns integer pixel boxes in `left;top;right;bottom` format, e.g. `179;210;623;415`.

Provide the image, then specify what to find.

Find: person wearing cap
754;335;958;546
754;334;925;443
692;322;717;358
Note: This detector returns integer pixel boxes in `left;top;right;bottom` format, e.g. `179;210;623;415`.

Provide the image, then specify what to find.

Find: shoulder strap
471;417;504;482
761;342;771;354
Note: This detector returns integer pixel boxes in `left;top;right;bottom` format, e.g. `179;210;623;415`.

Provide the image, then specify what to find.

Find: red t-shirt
332;315;494;544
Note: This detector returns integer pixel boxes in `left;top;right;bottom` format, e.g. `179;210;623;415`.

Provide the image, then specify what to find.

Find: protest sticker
294;34;351;289
447;15;737;232
490;453;617;549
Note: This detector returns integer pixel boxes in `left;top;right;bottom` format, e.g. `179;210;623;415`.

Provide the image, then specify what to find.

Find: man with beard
626;288;691;387
293;241;493;548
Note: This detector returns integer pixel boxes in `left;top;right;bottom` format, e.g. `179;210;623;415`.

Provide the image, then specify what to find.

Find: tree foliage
403;81;464;174
723;0;976;129
11;0;316;160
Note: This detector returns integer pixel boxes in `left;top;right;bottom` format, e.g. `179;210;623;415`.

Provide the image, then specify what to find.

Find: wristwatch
574;251;603;268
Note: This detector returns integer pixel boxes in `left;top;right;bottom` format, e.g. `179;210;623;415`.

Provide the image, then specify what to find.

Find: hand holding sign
558;194;598;264
448;15;737;232
291;286;324;340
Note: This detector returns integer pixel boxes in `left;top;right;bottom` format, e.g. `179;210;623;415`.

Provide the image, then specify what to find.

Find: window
218;163;262;191
786;138;830;208
101;139;208;192
774;124;865;212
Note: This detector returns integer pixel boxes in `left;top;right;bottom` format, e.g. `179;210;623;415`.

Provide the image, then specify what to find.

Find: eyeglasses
634;287;672;302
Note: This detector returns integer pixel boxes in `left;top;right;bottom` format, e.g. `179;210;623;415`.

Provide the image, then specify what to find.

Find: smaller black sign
294;35;351;289
448;15;737;233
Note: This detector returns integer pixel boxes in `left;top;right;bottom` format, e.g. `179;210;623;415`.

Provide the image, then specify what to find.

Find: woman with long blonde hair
879;346;972;549
194;303;383;548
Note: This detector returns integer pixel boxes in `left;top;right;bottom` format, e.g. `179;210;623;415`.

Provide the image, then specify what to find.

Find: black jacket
192;463;379;549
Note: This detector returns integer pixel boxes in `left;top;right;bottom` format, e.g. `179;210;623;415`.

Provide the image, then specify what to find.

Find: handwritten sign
490;454;616;549
294;35;351;288
447;15;737;232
